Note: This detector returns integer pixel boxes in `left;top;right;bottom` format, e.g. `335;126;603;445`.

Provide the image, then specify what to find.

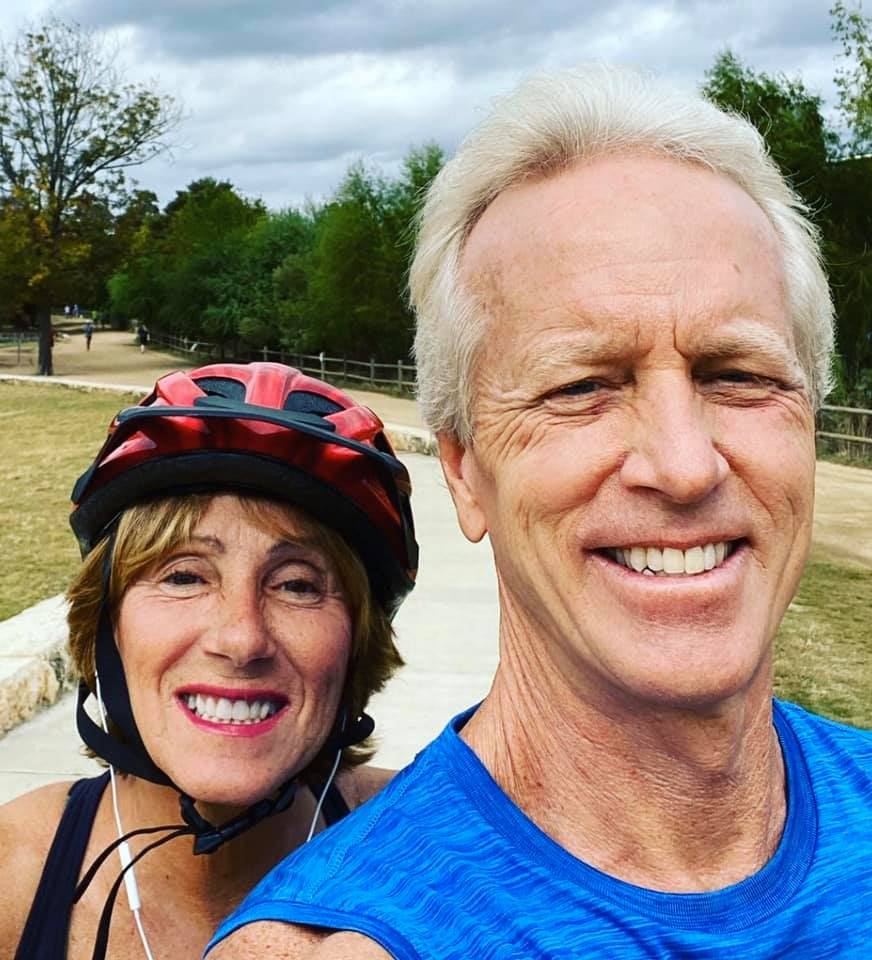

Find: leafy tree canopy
0;17;178;370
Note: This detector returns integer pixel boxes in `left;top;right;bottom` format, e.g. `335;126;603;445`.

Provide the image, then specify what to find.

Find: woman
0;362;417;960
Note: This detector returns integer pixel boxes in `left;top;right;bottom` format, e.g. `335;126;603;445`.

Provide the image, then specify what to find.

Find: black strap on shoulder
311;780;351;826
14;774;110;960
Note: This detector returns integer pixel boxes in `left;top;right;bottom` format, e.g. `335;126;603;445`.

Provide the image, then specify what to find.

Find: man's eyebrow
522;336;629;378
691;327;800;368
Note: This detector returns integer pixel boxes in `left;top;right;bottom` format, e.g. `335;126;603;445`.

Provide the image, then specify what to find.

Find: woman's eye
162;570;202;587
276;575;325;603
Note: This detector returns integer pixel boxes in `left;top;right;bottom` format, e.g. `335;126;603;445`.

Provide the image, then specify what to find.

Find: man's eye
709;370;779;389
717;370;764;383
551;379;602;397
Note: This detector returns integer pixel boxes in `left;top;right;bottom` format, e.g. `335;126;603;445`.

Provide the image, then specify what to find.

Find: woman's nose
202;585;276;667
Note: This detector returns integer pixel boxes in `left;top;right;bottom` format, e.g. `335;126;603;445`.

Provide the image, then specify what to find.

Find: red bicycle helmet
70;362;417;613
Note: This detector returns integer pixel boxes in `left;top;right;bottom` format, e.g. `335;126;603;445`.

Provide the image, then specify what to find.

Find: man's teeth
184;694;280;723
611;542;731;576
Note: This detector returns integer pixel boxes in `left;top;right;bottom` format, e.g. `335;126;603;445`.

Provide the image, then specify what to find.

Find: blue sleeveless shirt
208;701;872;959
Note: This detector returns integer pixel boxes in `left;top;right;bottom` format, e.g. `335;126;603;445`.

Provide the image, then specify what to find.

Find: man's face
444;153;816;711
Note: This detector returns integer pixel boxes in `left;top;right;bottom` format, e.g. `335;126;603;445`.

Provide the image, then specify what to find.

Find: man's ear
437;432;488;544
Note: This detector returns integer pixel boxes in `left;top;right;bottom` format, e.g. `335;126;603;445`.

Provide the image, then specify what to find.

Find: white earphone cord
94;672;156;960
306;746;343;842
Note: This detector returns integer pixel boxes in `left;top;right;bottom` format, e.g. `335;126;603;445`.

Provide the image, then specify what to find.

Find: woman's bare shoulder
336;765;396;808
0;780;77;954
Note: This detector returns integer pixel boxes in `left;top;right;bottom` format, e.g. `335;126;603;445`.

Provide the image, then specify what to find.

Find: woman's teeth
184;693;280;723
610;541;733;576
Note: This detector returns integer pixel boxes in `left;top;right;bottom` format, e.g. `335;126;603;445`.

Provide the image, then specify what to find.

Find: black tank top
15;773;351;959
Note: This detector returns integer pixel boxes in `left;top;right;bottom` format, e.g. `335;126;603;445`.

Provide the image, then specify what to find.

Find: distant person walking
83;320;94;351
137;322;150;353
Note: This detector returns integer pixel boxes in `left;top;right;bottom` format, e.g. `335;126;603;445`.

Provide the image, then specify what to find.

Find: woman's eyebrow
266;538;322;561
185;534;224;552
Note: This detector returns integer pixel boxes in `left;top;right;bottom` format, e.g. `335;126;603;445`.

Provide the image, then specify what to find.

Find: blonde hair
67;493;402;782
410;63;835;442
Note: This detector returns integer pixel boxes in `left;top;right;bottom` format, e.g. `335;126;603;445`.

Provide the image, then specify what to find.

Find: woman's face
115;495;352;807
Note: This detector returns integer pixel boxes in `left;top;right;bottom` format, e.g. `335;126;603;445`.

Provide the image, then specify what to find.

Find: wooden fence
152;335;416;396
816;404;872;461
147;333;872;459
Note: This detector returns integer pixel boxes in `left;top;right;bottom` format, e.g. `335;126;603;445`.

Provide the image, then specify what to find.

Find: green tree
0;18;178;372
703;51;836;207
703;50;872;395
226;208;316;350
302;143;444;359
107;179;266;355
832;1;872;153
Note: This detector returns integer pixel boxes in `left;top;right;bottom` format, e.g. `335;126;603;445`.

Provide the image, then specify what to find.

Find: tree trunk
36;307;53;375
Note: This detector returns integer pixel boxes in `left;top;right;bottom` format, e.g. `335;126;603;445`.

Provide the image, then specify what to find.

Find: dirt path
0;328;424;428
2;327;869;569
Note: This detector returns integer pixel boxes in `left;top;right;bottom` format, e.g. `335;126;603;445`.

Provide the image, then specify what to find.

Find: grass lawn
0;381;141;621
774;551;872;729
1;380;870;729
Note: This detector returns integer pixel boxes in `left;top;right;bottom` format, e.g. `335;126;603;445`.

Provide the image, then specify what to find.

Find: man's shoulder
245;737;449;898
777;700;872;750
208;921;392;959
777;699;872;789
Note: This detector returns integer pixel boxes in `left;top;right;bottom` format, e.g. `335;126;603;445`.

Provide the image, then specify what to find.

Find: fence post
397;360;403;390
319;351;326;380
370;357;375;383
343;357;347;379
262;345;268;362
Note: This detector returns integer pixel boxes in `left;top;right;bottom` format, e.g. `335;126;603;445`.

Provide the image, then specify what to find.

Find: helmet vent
195;377;247;401
284;391;343;417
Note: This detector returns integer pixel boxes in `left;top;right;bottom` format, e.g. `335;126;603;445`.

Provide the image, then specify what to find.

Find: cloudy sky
0;0;844;211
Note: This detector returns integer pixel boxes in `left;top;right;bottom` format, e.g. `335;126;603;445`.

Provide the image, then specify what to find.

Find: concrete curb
0;373;437;740
0;596;75;738
0;373;149;396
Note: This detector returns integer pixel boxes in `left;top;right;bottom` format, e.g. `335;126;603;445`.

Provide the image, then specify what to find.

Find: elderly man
208;65;872;959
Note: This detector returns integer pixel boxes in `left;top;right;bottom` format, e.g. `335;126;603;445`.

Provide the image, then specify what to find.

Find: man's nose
618;378;729;504
203;585;276;667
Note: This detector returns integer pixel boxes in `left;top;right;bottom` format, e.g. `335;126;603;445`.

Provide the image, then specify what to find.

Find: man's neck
461;640;786;894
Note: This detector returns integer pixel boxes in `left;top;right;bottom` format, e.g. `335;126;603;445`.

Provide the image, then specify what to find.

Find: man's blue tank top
208;700;872;959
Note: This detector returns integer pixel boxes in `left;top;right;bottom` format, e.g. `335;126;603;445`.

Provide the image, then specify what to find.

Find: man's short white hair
410;63;834;442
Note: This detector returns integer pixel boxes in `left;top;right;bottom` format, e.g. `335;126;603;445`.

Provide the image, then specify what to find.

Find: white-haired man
208;65;872;959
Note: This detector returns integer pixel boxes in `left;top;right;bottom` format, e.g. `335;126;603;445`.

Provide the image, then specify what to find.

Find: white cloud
0;0;843;210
